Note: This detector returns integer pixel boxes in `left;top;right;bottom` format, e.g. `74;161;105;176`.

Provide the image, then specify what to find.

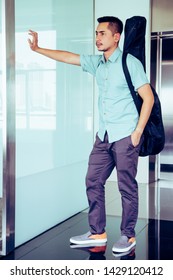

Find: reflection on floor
1;177;173;260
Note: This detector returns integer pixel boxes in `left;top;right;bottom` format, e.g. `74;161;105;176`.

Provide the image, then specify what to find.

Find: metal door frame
0;0;15;256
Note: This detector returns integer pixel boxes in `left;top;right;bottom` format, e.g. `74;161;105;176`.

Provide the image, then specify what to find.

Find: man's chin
97;47;105;52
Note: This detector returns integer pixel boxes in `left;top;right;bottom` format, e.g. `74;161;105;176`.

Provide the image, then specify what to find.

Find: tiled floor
1;177;173;260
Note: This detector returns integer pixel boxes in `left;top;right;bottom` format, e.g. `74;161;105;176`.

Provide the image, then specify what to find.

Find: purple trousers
85;132;143;238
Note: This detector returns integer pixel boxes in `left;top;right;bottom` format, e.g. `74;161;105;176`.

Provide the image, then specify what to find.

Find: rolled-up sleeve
80;54;101;76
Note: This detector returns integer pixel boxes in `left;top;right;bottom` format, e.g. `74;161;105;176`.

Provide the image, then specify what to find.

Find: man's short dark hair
97;16;123;35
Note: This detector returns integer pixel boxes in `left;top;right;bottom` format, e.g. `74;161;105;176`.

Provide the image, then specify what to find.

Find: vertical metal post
154;32;161;260
156;33;162;181
1;0;15;256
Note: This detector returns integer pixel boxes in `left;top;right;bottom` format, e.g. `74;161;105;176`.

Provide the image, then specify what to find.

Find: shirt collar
100;47;121;63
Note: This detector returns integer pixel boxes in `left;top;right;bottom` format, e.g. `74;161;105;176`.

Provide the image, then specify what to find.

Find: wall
94;0;151;183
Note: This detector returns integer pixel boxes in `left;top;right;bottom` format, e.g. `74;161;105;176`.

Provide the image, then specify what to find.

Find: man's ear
114;33;121;43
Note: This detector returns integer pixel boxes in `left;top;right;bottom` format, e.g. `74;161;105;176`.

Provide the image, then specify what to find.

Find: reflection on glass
15;0;94;247
16;31;56;130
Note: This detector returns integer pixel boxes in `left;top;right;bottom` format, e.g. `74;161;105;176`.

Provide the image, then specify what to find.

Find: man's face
95;22;119;52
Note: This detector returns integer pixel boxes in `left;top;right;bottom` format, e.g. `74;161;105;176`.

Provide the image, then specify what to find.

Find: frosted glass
15;0;94;246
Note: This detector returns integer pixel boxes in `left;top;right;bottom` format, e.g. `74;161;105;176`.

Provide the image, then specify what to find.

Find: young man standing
28;16;154;253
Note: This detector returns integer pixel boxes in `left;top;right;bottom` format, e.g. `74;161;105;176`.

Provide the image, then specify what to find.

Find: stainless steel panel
160;36;173;168
151;32;173;181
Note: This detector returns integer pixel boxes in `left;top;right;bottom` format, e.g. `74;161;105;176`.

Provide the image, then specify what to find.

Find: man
28;16;154;254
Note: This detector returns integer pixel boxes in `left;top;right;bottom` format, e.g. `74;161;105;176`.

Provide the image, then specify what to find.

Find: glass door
15;0;94;248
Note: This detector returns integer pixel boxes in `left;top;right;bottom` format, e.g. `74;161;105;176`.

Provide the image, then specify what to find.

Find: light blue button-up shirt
80;47;149;143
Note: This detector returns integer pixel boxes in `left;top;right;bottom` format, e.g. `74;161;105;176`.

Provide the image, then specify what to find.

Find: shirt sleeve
127;54;149;91
80;54;101;76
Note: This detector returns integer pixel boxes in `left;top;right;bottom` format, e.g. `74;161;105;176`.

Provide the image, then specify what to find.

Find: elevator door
151;32;173;180
160;35;173;179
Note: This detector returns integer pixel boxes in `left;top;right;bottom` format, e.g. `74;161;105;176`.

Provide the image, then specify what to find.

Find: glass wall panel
15;0;94;246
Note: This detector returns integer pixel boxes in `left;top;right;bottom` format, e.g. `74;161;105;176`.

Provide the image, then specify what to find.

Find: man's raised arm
28;30;81;66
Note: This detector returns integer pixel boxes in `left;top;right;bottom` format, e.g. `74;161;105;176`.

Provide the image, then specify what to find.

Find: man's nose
96;35;101;42
96;33;101;39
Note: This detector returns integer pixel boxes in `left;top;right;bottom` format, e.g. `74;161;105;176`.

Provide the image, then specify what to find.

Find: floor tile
1;179;173;260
